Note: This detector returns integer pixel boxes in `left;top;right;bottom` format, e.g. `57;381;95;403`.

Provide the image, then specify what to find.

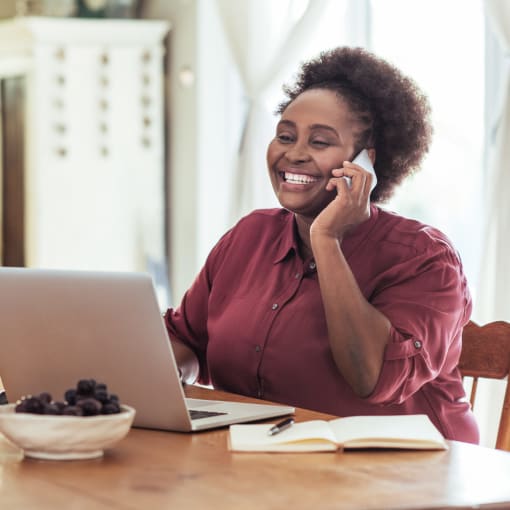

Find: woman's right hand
310;160;374;242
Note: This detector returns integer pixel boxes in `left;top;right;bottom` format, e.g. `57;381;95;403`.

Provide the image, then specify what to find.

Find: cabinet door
27;42;167;290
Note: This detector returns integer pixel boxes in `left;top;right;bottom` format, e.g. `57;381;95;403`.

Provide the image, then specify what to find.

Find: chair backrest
459;320;510;451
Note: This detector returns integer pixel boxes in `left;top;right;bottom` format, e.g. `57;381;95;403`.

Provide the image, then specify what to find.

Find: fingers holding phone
326;149;377;196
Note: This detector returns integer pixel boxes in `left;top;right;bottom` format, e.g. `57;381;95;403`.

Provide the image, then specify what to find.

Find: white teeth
283;172;319;184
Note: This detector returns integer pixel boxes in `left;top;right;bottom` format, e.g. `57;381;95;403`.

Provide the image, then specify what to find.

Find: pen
267;417;295;436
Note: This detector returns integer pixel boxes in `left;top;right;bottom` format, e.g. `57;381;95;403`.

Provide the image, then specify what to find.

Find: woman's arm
311;233;391;397
163;227;236;387
310;161;470;400
309;160;390;396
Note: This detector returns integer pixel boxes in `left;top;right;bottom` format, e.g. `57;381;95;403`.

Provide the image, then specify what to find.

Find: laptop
0;267;294;431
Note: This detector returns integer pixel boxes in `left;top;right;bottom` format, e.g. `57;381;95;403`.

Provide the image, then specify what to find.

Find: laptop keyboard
189;409;228;420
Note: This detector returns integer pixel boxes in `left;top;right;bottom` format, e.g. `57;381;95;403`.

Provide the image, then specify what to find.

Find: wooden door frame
0;76;25;267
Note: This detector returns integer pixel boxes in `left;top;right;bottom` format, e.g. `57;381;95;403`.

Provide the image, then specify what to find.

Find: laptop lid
0;267;293;431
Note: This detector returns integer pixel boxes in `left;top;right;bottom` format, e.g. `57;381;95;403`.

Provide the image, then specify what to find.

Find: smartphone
344;149;378;192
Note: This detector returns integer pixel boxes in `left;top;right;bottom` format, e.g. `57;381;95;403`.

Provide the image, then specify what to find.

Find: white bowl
0;404;135;460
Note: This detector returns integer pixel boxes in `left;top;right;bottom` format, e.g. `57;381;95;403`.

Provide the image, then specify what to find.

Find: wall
143;0;240;304
142;0;199;303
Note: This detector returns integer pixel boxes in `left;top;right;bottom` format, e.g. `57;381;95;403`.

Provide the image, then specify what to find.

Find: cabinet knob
54;48;66;60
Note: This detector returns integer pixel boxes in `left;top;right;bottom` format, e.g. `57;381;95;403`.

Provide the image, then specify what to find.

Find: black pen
267;417;295;436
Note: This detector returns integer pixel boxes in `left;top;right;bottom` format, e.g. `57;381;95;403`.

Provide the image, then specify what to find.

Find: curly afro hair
277;47;433;202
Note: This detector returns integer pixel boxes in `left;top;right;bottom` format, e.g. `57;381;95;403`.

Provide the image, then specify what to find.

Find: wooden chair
459;320;510;451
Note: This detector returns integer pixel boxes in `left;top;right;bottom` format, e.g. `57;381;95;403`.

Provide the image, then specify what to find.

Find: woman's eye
311;139;329;147
276;134;294;143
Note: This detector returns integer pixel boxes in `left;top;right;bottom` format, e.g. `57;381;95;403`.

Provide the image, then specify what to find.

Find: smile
280;171;320;185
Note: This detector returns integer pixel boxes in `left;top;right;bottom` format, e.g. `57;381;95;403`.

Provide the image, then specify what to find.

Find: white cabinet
0;17;170;304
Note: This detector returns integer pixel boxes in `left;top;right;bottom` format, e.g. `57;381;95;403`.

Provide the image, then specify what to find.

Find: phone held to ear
343;149;378;192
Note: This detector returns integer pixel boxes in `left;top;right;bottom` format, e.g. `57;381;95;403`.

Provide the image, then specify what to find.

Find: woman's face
267;88;358;219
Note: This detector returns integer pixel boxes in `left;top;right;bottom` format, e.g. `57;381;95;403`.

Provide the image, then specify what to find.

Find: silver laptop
0;267;294;431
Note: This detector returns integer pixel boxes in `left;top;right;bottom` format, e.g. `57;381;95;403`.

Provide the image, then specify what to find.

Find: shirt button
414;340;422;349
271;303;278;310
255;345;261;352
309;261;316;270
294;272;300;279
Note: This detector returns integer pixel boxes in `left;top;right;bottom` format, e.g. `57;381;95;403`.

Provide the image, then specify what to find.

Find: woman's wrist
310;229;343;253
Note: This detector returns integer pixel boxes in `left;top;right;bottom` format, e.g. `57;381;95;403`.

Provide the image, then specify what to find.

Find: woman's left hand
310;160;374;240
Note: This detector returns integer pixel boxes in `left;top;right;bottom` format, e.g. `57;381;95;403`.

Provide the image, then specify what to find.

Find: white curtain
469;0;510;448
214;0;335;222
477;0;510;324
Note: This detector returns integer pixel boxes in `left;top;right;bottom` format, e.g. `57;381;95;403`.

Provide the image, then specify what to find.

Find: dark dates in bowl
0;379;135;460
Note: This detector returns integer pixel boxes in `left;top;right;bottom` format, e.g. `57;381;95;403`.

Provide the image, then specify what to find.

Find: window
370;0;485;296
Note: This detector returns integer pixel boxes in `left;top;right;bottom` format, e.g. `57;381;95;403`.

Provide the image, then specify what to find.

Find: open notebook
0;267;294;432
229;414;448;452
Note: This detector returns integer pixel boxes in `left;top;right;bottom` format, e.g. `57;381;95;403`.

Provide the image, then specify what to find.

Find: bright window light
370;0;485;295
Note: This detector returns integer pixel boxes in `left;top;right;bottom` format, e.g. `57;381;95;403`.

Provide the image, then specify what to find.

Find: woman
165;47;479;443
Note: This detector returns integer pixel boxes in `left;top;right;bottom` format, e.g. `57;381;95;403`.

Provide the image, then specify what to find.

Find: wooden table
1;385;510;509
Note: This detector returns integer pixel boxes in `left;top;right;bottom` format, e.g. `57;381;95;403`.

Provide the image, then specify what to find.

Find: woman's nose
285;144;311;163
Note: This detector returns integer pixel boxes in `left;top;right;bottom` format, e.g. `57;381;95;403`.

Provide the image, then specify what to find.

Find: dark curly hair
277;47;433;202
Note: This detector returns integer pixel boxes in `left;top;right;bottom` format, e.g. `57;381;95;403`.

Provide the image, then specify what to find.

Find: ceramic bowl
0;404;135;460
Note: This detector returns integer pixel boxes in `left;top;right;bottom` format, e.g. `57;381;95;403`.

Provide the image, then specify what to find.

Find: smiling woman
163;46;479;445
267;89;359;221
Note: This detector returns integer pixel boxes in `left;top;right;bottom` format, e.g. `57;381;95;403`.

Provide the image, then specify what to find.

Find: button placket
256;260;302;398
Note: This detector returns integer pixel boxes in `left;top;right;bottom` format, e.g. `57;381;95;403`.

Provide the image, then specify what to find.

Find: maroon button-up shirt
165;205;478;443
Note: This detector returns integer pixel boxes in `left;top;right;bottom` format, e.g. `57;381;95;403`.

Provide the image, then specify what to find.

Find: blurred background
0;0;508;446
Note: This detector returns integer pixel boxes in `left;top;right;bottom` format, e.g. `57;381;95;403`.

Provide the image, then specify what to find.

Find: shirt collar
273;210;299;264
272;205;380;264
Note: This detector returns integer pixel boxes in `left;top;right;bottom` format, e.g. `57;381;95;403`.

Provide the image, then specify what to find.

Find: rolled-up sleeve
363;240;472;406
